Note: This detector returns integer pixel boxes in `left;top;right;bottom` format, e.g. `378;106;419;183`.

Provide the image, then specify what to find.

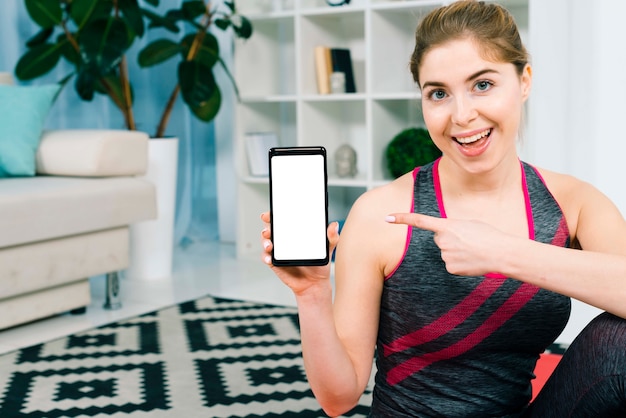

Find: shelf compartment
300;100;368;181
235;16;296;97
299;11;366;96
371;98;425;181
238;102;296;144
236;102;297;178
370;4;441;95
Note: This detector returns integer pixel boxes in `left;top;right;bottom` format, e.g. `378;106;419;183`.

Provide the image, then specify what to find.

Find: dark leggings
524;312;626;417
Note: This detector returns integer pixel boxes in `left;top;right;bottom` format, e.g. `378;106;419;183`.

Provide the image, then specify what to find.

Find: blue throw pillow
0;84;60;177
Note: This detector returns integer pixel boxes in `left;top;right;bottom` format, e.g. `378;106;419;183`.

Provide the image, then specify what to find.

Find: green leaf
26;27;54;47
119;0;145;37
79;17;131;75
142;8;180;33
193;33;219;68
142;0;159;6
190;83;221;121
232;15;253;39
224;1;235;13
214;18;229;31
25;0;63;28
14;43;62;81
165;9;186;21
178;60;221;122
138;39;183;67
179;33;219;68
181;1;206;20
57;33;80;64
69;0;102;29
75;64;98;100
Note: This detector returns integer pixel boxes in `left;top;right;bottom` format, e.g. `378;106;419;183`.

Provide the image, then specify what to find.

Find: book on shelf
245;132;278;177
330;48;356;93
314;46;333;94
314;46;357;94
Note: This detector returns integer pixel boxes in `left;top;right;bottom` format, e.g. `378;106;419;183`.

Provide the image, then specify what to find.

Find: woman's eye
475;80;493;91
429;90;447;100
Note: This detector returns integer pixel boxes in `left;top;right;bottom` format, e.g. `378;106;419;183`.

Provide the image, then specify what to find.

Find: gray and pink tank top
371;159;571;417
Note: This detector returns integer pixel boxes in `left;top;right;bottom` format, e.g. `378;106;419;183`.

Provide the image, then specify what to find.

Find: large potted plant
16;0;252;135
15;0;253;280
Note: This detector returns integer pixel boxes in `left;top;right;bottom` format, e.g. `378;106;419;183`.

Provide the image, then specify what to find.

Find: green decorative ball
385;127;441;178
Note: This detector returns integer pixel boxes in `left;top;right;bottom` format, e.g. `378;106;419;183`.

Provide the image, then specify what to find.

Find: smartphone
269;146;329;266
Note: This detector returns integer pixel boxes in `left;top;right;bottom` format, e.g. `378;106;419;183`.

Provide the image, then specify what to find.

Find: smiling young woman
261;1;626;417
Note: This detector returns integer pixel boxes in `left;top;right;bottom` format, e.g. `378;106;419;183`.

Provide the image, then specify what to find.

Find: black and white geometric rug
0;296;373;417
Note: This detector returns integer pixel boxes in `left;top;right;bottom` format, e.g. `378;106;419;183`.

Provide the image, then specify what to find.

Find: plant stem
119;56;136;130
112;0;135;130
155;85;180;138
154;1;214;137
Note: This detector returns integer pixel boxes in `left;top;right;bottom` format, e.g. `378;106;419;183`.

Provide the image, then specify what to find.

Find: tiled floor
0;241;295;355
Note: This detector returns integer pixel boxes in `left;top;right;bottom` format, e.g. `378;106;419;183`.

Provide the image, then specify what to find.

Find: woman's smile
454;128;491;145
453;128;493;157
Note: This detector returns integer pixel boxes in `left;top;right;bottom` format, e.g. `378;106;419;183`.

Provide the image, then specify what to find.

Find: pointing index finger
385;213;446;232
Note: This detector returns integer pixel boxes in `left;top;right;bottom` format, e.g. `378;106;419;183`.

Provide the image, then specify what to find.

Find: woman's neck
437;153;522;198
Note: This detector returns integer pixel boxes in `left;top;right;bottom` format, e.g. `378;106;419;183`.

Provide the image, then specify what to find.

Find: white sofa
0;129;156;330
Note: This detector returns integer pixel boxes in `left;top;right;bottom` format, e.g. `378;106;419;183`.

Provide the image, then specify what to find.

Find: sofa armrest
36;129;149;177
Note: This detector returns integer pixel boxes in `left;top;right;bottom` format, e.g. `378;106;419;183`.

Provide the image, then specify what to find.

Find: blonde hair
410;0;529;86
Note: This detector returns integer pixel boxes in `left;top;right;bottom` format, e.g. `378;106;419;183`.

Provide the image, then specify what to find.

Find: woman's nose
451;95;477;126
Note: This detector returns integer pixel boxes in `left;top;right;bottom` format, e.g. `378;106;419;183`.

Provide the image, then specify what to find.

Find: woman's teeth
455;129;491;144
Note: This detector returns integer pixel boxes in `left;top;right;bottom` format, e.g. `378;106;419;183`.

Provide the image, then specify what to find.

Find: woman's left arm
507;177;626;318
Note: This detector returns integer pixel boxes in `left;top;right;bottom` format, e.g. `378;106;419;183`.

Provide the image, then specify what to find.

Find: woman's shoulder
530;164;617;240
531;164;595;201
340;170;415;277
351;171;415;218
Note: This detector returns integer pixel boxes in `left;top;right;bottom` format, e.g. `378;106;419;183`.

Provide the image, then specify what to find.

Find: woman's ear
521;64;532;101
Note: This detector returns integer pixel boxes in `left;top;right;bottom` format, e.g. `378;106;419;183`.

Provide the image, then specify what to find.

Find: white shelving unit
234;0;530;258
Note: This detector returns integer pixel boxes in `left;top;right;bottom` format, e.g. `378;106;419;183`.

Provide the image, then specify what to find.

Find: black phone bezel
268;146;329;267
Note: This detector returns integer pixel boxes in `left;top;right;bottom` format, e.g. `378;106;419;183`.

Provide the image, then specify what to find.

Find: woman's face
419;37;531;173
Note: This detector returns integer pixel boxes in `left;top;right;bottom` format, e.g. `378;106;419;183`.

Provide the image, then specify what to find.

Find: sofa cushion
36;130;149;176
0;84;60;177
0;176;156;248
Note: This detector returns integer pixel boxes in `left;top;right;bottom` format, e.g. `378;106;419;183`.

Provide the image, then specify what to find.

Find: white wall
527;0;626;344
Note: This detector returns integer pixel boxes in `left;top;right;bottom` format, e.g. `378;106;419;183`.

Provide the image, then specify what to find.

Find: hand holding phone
269;147;329;266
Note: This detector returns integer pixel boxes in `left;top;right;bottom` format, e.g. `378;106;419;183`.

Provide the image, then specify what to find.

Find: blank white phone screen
271;153;327;261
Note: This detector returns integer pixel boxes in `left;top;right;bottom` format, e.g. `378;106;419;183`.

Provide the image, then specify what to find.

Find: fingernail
264;255;272;264
263;240;270;249
335;222;340;233
385;215;396;223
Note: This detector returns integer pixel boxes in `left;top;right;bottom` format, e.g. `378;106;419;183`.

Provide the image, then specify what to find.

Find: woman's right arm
260;188;390;416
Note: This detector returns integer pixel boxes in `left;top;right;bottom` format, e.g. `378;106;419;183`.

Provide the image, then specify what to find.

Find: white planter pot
126;137;178;280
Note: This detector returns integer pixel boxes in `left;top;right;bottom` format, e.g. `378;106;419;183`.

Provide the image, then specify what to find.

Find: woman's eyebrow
421;68;499;90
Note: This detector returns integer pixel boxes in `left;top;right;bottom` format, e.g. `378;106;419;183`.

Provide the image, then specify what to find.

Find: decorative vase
126;137;178;280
